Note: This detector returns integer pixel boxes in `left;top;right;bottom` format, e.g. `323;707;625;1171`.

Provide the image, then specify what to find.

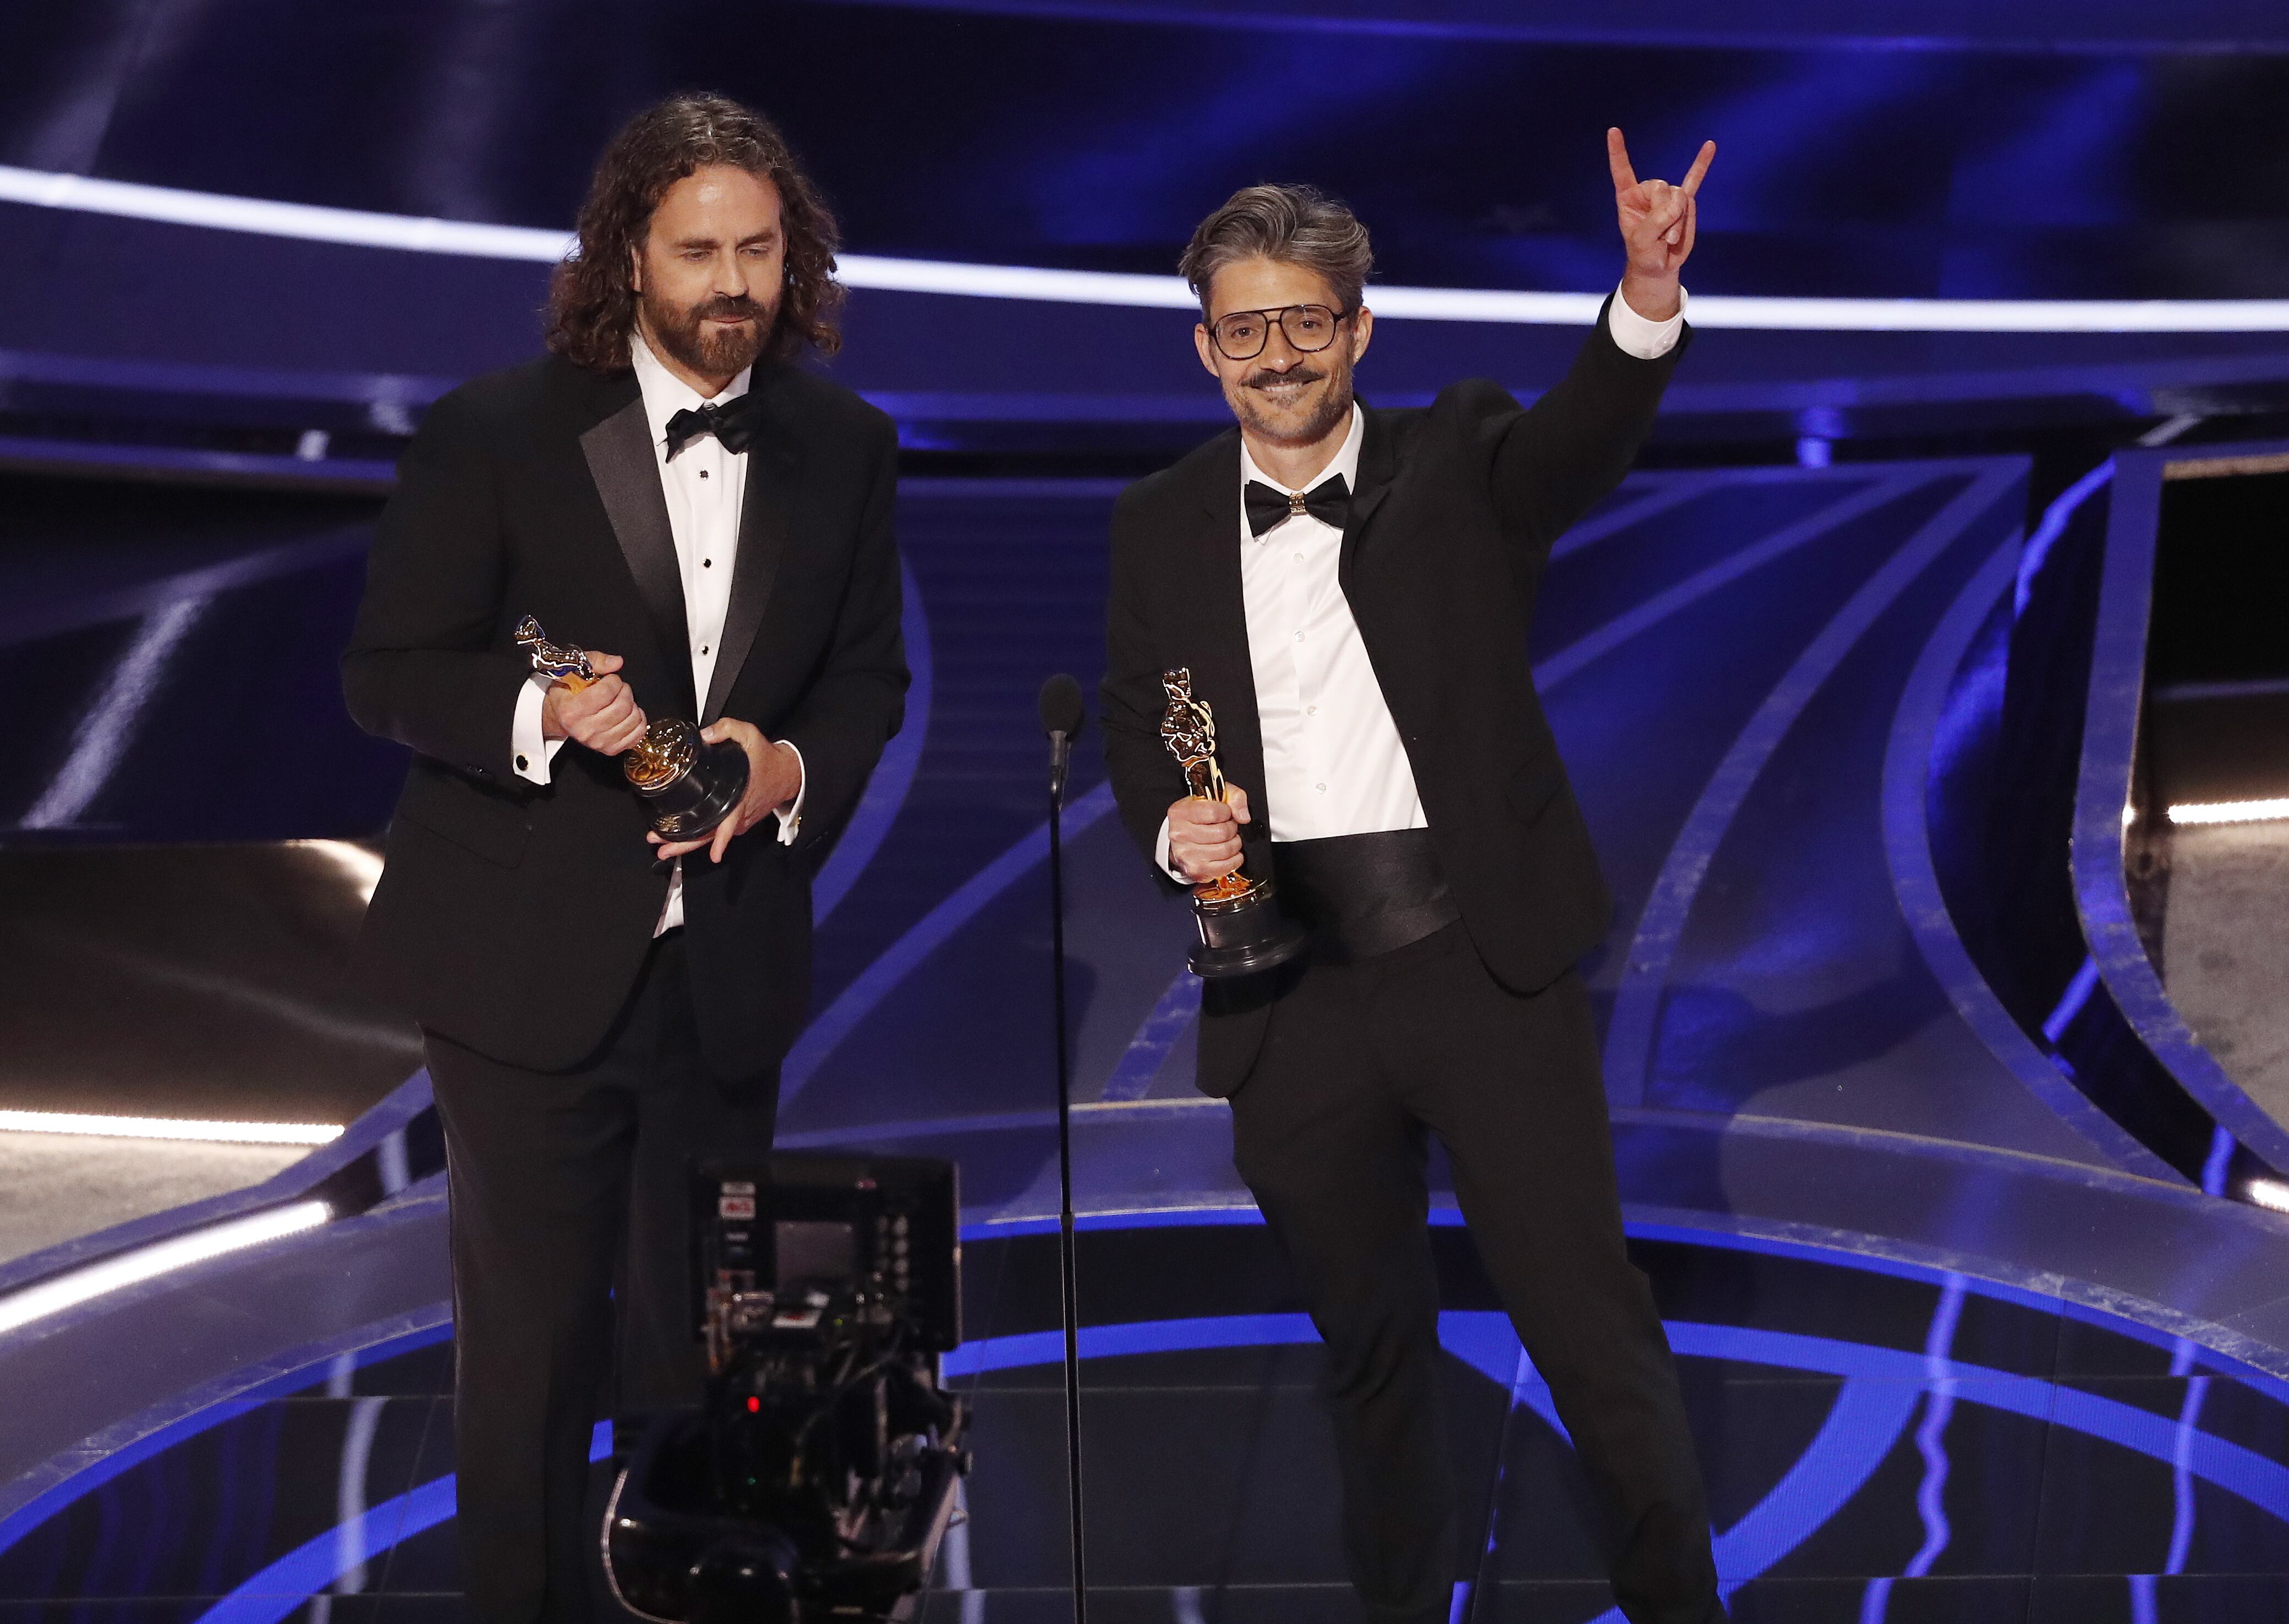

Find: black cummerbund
1270;828;1461;964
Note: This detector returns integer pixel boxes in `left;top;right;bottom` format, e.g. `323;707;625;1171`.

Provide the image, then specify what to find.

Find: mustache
690;295;764;323
1242;365;1326;392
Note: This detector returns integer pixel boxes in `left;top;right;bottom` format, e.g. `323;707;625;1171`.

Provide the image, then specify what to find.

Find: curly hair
1178;183;1373;320
546;94;844;372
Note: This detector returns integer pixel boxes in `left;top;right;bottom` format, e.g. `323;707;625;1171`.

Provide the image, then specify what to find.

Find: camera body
604;1154;967;1623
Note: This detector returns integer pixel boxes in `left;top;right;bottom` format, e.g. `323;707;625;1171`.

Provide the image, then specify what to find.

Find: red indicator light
747;1395;761;1413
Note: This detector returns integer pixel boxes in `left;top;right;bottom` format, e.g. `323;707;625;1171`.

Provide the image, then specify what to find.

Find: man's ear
1194;324;1220;379
1350;306;1374;365
628;242;645;296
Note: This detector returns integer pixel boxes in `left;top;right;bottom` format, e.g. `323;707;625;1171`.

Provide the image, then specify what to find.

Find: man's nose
715;253;751;298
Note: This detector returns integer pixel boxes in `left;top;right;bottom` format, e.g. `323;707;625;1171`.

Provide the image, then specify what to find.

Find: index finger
1606;127;1639;194
1679;138;1717;198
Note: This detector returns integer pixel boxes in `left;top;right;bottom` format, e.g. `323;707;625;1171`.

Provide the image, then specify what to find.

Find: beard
1225;352;1355;448
641;286;776;379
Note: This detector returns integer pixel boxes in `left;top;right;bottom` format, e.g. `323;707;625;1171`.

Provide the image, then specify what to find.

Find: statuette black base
642;737;751;840
1188;878;1310;980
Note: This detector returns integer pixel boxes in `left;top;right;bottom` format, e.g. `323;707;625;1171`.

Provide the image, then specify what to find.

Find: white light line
0;165;574;261
2243;1178;2289;1214
837;251;1195;309
4;163;2288;334
0;1200;330;1337
2168;798;2289;826
0;1109;343;1144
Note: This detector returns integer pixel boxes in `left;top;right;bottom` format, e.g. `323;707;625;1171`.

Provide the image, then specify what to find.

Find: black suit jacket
344;353;906;1076
1100;304;1686;1096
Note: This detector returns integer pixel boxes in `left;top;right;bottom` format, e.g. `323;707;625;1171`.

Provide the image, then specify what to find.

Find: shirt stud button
700;645;709;655
1316;783;1327;793
1293;632;1305;642
703;558;713;567
699;470;709;479
1307;705;1318;716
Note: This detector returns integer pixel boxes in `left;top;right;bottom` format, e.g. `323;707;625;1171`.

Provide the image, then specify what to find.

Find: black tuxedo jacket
1100;304;1687;1096
344;353;906;1076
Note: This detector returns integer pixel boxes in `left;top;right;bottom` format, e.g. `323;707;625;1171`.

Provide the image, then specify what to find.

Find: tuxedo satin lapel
1338;402;1398;594
1189;437;1273;832
704;375;803;724
579;397;697;718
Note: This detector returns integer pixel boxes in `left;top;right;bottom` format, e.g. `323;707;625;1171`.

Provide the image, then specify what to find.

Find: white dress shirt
1157;283;1684;879
512;329;804;932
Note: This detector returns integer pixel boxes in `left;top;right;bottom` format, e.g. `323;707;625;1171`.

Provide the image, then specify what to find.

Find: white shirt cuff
512;676;569;784
1608;280;1686;360
773;740;806;846
1154;814;1187;883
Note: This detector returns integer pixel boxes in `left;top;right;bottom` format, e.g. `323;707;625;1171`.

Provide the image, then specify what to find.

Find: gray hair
1178;183;1373;320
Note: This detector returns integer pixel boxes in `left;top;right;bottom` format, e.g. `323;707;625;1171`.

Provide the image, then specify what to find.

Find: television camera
604;1154;968;1623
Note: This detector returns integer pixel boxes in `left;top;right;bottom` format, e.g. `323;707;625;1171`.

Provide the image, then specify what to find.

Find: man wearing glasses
1100;131;1725;1624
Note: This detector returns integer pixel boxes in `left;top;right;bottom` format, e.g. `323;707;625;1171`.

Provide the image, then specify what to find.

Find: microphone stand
1047;724;1088;1624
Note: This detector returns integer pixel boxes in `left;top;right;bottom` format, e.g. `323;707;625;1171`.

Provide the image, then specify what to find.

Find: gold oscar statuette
1159;668;1308;979
514;616;751;839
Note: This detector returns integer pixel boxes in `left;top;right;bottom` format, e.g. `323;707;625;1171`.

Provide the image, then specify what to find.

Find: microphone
1039;673;1085;806
1037;669;1092;1621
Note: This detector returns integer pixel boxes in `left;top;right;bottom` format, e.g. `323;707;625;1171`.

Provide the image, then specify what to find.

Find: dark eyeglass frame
1203;303;1356;361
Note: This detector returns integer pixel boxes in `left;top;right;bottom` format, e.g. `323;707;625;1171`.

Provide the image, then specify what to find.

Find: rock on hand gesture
1608;127;1716;322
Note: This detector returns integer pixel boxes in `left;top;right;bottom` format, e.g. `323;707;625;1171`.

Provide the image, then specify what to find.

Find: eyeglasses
1204;304;1353;361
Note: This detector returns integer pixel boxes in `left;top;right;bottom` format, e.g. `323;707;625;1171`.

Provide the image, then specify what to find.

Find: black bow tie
1245;474;1350;538
664;392;763;458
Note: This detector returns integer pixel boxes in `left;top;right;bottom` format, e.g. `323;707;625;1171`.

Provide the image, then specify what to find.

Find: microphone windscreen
1039;673;1086;737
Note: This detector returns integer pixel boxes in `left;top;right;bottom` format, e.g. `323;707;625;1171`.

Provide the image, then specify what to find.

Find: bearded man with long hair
343;94;906;1621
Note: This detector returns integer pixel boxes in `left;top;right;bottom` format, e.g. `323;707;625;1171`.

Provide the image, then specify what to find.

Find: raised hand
1608;127;1715;322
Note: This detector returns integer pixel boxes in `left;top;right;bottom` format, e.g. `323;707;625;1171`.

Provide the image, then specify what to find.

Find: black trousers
1226;924;1722;1624
424;932;779;1623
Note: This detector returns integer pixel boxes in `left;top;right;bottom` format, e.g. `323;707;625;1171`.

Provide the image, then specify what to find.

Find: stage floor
6;1199;2289;1623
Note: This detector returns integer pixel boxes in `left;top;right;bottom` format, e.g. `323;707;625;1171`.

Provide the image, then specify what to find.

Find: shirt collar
1239;399;1363;505
629;327;753;453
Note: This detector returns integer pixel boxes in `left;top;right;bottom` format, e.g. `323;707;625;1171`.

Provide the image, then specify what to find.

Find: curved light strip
1535;471;1929;691
1602;464;2023;1105
0;1110;342;1145
0;166;573;260
6;163;2289;334
0;1201;330;1338
2169;797;2289;826
810;555;932;925
1884;521;2176;1176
